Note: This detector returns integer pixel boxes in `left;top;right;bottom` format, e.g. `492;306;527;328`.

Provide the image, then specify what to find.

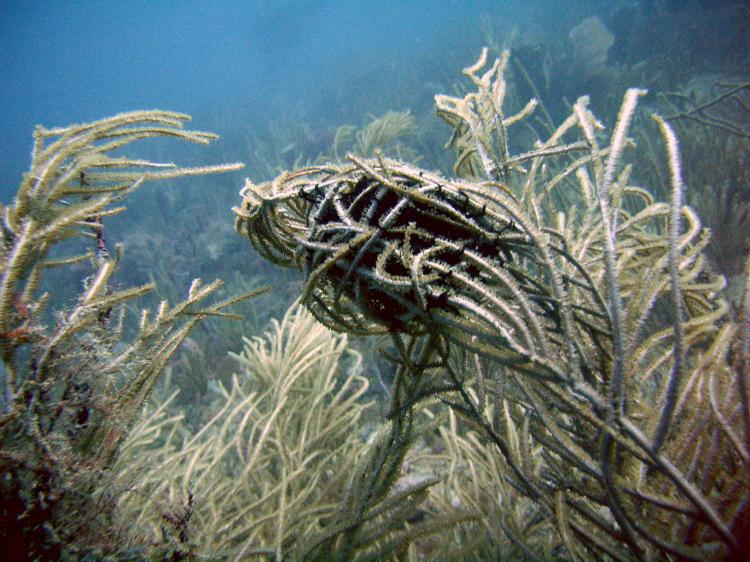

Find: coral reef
236;49;750;559
5;34;746;561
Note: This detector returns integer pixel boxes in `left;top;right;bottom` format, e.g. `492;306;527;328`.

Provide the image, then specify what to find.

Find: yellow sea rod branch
596;88;646;416
739;258;750;458
651;115;686;453
0;220;35;334
585;88;649;558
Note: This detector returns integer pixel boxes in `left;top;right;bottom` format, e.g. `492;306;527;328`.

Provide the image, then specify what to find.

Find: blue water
0;0;638;195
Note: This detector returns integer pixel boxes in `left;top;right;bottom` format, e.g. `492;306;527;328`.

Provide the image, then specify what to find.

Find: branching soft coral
236;50;749;559
0;110;262;558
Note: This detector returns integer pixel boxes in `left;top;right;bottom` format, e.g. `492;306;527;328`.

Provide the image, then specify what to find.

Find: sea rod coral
0;110;265;558
236;49;750;559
